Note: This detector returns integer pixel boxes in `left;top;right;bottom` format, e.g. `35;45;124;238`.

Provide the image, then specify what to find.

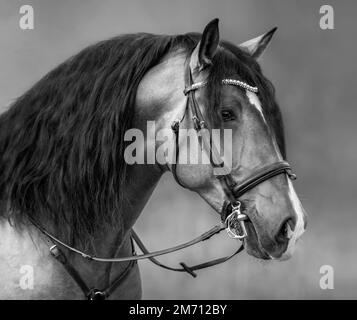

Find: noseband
30;56;297;300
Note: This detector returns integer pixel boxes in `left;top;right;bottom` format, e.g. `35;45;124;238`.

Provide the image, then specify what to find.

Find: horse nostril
275;218;294;244
276;224;287;244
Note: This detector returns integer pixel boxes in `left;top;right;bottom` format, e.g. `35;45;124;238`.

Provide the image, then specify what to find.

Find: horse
0;19;306;300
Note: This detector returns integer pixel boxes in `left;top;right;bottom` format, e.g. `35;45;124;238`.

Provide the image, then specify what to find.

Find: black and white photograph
0;0;355;305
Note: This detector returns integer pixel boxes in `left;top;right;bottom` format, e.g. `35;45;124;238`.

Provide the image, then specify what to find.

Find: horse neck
120;164;163;233
118;51;188;232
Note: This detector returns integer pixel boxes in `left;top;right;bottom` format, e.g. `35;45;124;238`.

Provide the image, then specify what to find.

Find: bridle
172;58;296;239
30;55;297;300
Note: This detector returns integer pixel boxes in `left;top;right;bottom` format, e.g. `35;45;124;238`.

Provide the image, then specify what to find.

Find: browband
183;78;258;95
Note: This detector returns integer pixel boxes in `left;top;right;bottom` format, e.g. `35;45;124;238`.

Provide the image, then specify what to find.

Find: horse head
138;19;307;260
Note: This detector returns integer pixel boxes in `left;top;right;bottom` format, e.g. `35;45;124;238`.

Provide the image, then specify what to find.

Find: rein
30;57;296;300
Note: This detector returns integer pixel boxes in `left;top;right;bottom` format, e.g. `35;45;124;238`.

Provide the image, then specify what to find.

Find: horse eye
221;109;235;122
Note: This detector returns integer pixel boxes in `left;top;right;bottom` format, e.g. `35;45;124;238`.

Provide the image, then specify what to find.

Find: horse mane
0;32;284;249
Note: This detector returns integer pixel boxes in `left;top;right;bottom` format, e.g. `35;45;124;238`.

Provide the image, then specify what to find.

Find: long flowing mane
0;32;285;249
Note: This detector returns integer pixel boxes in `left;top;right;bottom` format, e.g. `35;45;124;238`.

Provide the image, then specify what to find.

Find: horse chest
0;221;83;299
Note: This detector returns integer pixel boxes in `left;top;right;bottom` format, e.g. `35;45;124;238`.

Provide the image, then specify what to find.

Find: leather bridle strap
32;217;227;263
32;223;137;300
32;214;242;282
131;230;243;278
233;161;296;199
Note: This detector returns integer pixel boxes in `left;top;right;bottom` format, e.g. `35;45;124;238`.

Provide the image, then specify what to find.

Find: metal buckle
88;289;107;300
224;201;248;240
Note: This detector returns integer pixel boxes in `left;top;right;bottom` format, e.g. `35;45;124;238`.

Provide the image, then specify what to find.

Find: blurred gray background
1;0;356;299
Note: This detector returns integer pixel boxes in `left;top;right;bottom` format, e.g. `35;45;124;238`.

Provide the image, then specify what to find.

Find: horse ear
190;18;220;72
239;27;277;59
